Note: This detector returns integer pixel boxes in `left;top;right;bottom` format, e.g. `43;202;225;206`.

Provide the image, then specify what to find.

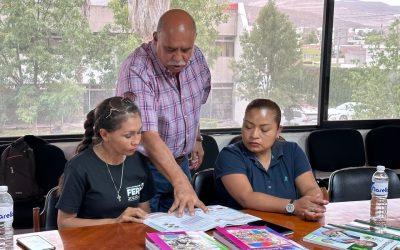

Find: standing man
116;9;210;216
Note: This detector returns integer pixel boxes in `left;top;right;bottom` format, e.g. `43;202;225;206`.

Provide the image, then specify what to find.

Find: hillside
234;0;400;29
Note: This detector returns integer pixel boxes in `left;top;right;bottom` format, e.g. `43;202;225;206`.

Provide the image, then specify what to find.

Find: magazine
145;231;229;250
303;224;400;250
144;205;260;232
213;225;307;250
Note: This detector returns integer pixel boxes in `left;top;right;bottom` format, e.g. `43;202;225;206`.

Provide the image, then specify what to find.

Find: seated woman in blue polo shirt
214;99;328;221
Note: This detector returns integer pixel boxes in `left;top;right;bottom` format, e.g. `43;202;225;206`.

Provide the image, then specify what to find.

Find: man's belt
175;155;187;166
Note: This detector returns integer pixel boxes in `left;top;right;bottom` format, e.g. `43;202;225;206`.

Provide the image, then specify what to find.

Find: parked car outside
282;106;318;126
328;102;361;120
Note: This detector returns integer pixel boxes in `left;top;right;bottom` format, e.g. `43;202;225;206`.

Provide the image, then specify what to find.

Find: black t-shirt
56;148;153;219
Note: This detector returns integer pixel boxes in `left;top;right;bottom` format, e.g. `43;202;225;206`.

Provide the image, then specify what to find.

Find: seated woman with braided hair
56;96;153;228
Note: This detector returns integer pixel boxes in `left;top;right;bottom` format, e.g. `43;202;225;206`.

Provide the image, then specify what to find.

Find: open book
144;205;260;232
303;224;400;250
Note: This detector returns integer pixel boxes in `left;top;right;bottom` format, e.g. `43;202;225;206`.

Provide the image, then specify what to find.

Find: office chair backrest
328;167;400;202
192;134;219;174
307;128;366;172
228;135;242;145
366;125;400;169
33;186;59;231
192;168;216;206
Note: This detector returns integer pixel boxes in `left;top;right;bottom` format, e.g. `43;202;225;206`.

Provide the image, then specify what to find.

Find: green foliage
329;67;354;107
0;0;136;130
108;0;131;31
171;0;229;66
0;0;92;129
349;19;400;119
232;0;302;108
38;81;85;125
302;30;319;45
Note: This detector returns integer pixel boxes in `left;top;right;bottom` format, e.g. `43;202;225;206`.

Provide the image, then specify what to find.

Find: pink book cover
214;226;307;249
146;231;229;250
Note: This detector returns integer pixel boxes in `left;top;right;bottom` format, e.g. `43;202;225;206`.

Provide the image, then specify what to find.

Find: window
0;0;399;138
328;0;400;121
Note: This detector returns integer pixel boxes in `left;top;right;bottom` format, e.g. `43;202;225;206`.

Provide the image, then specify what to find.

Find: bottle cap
0;186;8;192
377;165;385;171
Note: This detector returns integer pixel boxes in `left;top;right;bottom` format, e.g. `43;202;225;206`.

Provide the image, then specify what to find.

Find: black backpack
0;136;42;201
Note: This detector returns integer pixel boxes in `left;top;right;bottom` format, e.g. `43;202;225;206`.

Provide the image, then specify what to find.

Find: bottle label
0;206;13;222
371;182;388;196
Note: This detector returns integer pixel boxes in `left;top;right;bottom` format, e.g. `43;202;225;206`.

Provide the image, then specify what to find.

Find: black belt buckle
175;155;186;166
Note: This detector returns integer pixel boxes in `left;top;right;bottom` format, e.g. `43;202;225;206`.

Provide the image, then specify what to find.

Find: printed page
303;225;400;250
206;205;260;226
144;205;260;232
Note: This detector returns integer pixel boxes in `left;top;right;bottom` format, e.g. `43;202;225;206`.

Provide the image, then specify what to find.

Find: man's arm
141;131;207;216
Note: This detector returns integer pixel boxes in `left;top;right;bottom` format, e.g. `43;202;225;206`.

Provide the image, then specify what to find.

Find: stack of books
213;225;307;250
146;225;305;250
146;231;229;250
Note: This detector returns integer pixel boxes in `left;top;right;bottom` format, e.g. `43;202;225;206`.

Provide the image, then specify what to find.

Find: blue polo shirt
214;140;311;209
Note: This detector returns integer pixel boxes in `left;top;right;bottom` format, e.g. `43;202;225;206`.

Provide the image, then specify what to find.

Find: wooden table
14;199;400;249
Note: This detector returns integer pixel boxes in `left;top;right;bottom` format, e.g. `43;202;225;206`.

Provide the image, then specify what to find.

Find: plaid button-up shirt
116;41;211;158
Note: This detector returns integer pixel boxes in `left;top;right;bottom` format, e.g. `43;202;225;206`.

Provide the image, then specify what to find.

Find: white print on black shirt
126;183;144;202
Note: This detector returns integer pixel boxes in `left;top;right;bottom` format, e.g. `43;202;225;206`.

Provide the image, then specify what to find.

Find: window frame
0;0;399;144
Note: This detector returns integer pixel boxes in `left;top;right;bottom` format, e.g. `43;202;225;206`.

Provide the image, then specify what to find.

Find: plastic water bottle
370;165;388;227
0;186;14;250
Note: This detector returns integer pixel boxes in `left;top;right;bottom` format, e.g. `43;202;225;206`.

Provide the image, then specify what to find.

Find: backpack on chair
0;136;42;201
0;135;66;229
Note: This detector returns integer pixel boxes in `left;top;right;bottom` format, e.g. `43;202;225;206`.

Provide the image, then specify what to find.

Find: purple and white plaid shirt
116;41;211;158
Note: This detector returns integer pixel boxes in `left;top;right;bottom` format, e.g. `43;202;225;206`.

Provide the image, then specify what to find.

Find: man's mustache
167;61;186;66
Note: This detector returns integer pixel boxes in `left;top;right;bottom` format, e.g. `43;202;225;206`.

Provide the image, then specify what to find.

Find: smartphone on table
16;235;56;250
248;220;294;236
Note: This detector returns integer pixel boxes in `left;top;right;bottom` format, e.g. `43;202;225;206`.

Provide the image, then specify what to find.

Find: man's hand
168;179;208;217
189;141;204;170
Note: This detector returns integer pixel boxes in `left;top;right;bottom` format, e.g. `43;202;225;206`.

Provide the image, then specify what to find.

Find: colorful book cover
303;224;400;250
213;225;307;250
146;231;229;250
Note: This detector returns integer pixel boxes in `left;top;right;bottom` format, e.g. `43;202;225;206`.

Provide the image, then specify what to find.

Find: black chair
328;167;400;202
33;186;59;231
191;134;219;175
366;125;400;176
228;135;242;145
191;168;216;206
307;128;366;188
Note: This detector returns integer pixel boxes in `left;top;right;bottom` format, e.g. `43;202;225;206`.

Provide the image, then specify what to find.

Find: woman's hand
115;207;148;223
294;194;328;221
